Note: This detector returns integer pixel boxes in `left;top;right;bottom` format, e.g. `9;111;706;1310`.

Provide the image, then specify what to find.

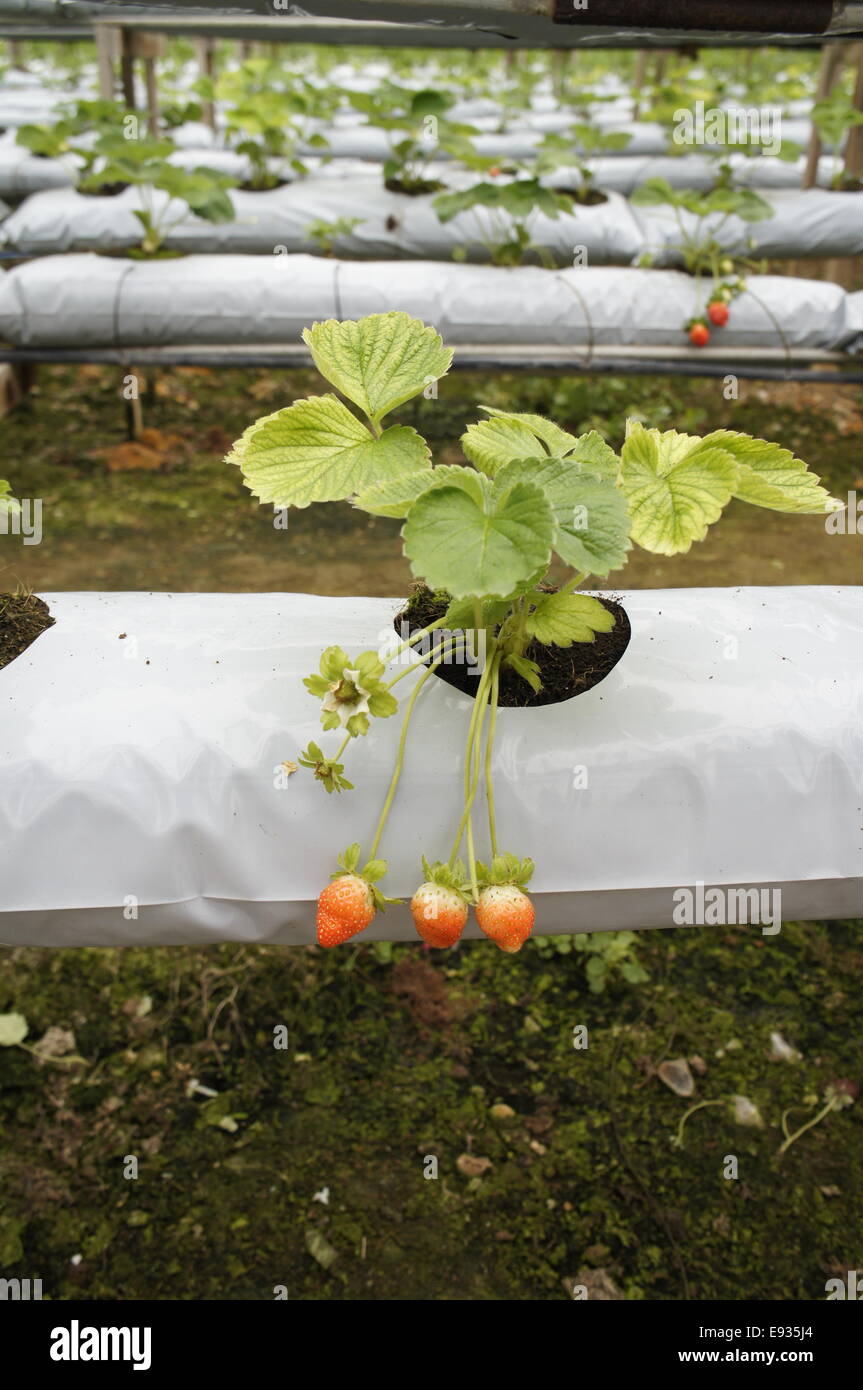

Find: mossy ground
0;922;860;1300
0;364;861;1300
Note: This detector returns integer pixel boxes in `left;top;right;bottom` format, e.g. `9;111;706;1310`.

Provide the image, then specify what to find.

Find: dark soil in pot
78;183;130;197
0;592;54;672
238;178;289;193
395;584;630;708
385;176;446;196
552;186;608;207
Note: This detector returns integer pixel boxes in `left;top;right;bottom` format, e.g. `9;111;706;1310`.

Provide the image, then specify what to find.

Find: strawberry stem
368;652;446;861
384;616;449;669
484;654;501;859
385;636;462;689
448;642;498;883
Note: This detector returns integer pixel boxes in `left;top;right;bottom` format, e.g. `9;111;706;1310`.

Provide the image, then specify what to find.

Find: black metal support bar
2;343;862;383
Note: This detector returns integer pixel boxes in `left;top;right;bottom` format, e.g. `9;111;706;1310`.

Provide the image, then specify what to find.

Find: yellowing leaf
303;312;452;423
702;430;843;514
620;422;739;555
228;394;429;507
526;591;615;646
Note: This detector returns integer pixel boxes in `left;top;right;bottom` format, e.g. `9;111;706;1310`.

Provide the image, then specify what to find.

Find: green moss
1;922;860;1300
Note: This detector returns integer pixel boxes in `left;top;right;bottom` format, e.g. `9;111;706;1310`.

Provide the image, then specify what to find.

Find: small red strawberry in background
410;858;470;948
316;843;397;948
708;299;729;327
688;319;710;347
488;166;501;177
475;854;535;954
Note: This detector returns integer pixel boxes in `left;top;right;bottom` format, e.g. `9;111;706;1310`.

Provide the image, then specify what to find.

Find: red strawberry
489;165;501;177
316;874;375;948
476;885;535;953
410;858;470;949
688;321;710;347
411;883;468;948
475;854;535;953
708;300;729;327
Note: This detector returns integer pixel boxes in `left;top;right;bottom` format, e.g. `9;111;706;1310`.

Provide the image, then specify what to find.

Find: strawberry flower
304;646;398;738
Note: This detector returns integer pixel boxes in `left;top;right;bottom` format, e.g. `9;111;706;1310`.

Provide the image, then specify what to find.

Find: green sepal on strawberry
332;842;401;913
410;858;471;949
475;853;536;954
315;842;401;948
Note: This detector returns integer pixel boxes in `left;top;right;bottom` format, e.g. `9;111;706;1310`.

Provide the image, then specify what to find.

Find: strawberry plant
346;82;477;195
227;311;841;952
631;179;774;343
433;176;572;266
305;216;363;257
78;131;237;256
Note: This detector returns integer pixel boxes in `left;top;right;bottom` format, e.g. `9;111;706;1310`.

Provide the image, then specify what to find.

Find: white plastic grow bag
0;254;860;353
634;188;863;265
0;180;645;265
4;179;862;264
1;588;861;947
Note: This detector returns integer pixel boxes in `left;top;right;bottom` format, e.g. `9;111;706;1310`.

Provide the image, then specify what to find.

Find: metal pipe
1;343;861;384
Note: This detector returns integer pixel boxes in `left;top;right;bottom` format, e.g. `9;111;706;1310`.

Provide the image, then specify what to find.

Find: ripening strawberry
708;300;729;327
411;882;469;948
316;873;375;948
476;884;535;954
689;321;710;347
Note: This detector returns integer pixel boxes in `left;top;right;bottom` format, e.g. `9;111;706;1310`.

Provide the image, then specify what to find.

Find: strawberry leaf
620;421;739;555
403;475;554;600
302;312;452;425
228;394;430;508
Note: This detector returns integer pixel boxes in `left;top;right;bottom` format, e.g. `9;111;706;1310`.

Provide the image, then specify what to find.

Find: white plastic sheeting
0;180;645;264
3;179;862;264
1;588;861;948
0;254;861;352
637;188;863;265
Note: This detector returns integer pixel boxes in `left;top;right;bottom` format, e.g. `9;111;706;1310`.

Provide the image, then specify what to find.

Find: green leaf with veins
525;591;615;646
620;422;740;555
700;430;842;514
302;312;452;424
228;394;429;507
463;409;579;475
402;475;555;599
564;430;621;481
354;463;473;518
494;457;631;576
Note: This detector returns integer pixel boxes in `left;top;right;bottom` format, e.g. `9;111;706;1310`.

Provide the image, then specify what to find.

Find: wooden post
8;40;26;71
144;58;160;137
654;49;668;85
0;363;36;420
843;41;863;179
632;50;648;121
95;25;117;101
552;49;566;104
196;39;217;132
823;44;863;288
120;29;137;110
802;42;844;189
